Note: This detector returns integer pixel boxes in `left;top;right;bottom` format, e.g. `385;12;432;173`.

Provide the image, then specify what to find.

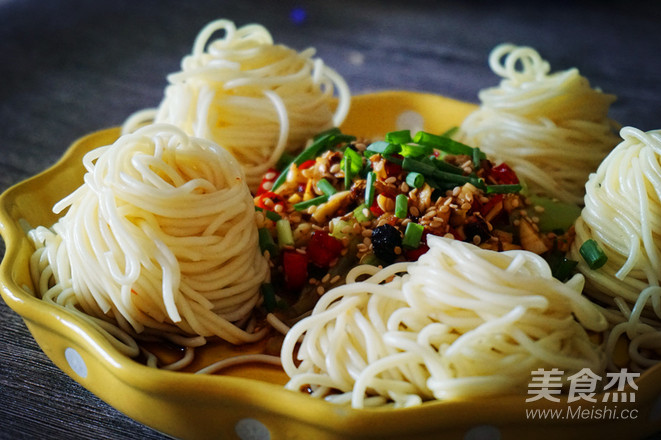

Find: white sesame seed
262;181;274;191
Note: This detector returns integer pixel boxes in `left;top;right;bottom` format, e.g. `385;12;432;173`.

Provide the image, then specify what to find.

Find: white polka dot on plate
64;347;87;379
396;110;424;133
235;418;270;440
464;424;502;440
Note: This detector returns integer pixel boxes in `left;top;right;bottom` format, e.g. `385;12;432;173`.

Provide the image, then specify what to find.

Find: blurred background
1;0;660;438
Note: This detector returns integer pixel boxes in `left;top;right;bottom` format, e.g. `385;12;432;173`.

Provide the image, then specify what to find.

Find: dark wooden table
1;1;660;439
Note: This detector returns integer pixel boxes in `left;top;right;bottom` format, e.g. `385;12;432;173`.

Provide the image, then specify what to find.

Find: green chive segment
365;171;377;207
293;195;328;211
395;194;408;219
579;239;608;270
317;179;337;197
255;206;281;222
486;184;522;194
366;141;401;156
405;171;425;189
413;131;486;161
272;130;355;190
403;222;425;249
385;129;412;145
261;283;277;312
353;203;372;222
258;228;279;257
276;218;294;248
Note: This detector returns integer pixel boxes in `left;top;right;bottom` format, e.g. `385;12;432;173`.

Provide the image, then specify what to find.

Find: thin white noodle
459;44;619;205
282;236;606;408
122;19;351;191
569;129;661;371
28;124;269;353
266;312;292;336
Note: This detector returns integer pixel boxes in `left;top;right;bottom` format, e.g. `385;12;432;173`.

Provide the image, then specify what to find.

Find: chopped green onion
414;131;486;160
293;195;328;211
353;203;372;223
395;194;408;219
255;206;281;221
365;141;401;156
365;171;377;207
433;158;464;175
330;218;355;240
470;175;487;191
402;156;441;176
276;218;294;248
261;283;277;312
400;143;433;158
365;141;388;153
527;195;581;233
402;157;472;186
402;222;424;249
403;157;486;191
405;171;425;189
579;239;608;270
486;183;522;194
472;147;483;167
343;154;352;189
272;131;356;190
317;178;337;197
385;129;412;145
549;254;578;281
342;147;363;188
258;228;279;257
413;131;444;146
555;258;578;281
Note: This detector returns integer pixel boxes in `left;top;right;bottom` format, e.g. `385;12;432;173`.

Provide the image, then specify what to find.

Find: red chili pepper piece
282;250;308;291
256;168;280;196
404;231;429;261
255;191;286;211
490;163;519;184
369;197;384;216
384;154;403;177
405;243;429;261
479;193;504;216
298;159;316;170
307;230;343;267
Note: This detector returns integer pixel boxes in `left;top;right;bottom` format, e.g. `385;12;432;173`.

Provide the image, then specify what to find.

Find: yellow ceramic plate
1;91;660;440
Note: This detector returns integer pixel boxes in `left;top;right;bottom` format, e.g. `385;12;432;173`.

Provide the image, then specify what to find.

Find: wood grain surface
1;1;660;439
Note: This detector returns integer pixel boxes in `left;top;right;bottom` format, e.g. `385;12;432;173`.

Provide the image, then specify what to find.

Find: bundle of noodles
282;235;606;408
122;19;351;192
569;127;661;371
28;124;269;361
459;43;620;205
